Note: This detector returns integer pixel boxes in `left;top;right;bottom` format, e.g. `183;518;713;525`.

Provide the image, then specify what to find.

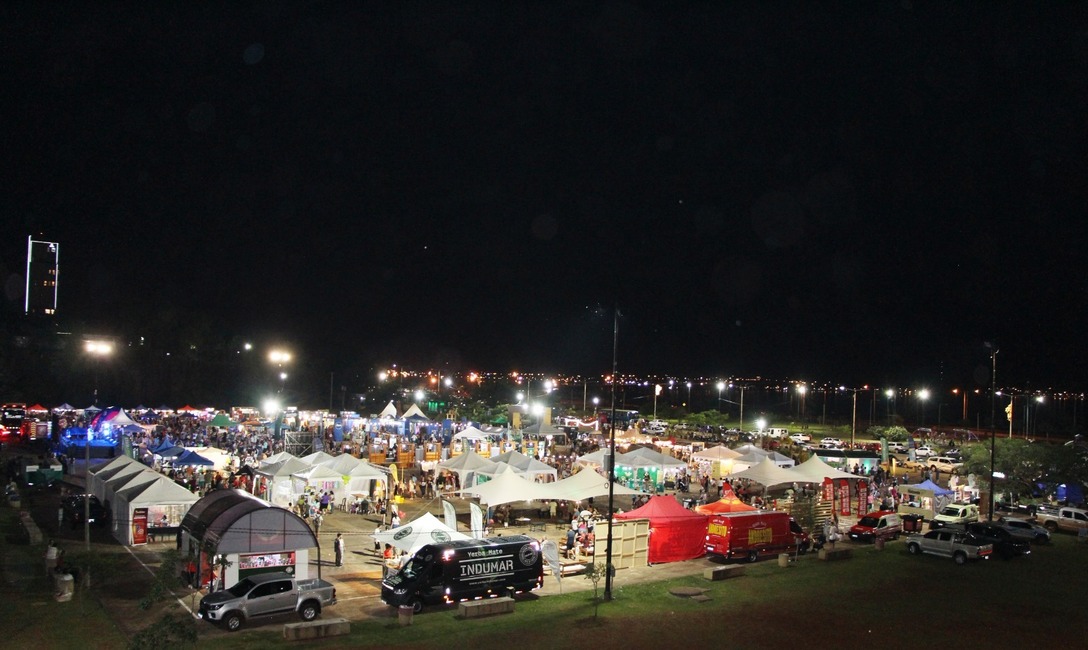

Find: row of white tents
254;450;391;508
87;456;201;546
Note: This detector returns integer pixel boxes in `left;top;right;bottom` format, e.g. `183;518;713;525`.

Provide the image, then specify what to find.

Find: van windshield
401;557;429;580
857;516;879;527
939;507;962;516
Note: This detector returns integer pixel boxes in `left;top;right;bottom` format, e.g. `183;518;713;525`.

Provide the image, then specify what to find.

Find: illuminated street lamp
269;349;292;394
716;381;725;412
797;384;807;421
653;384;663;421
917;388;930;427
685;381;692;406
885;388;895;425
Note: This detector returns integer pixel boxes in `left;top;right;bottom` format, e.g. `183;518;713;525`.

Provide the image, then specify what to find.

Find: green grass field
5;501;1085;650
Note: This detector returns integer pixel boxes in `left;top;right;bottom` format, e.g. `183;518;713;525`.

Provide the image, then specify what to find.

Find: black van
381;535;543;613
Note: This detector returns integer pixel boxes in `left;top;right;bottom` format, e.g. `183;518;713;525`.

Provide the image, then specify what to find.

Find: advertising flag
469;501;485;539
442;499;458;533
838;479;851;516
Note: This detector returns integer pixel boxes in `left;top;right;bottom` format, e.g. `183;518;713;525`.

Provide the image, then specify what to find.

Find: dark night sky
2;2;1087;391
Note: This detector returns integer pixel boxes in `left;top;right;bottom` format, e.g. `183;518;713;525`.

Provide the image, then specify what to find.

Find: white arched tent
788;454;859;482
255;457;311;507
458;468;553;506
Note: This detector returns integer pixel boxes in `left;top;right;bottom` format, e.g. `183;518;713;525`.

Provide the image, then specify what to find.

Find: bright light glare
269;350;292;364
918;389;931;400
886;389;895;398
414;390;424;402
531;403;545;417
378;371;388;382
263;398;281;415
756;418;767;431
85;340;113;356
716;381;725;391
443;377;453;388
279;372;287;380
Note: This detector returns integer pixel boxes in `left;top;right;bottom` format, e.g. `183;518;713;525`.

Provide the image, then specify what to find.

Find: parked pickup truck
198;572;337;632
906;529;993;565
1032;506;1088;534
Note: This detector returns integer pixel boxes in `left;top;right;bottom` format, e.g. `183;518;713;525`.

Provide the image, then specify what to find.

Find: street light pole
604;306;619;602
84;340;113;551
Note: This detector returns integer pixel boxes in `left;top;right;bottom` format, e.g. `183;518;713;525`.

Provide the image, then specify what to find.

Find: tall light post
685;381;692;408
840;386;868;449
604;305;619;602
716;381;725;413
84;339;113;551
796;384;807;422
730;383;747;432
885;388;895;426
653;384;662;421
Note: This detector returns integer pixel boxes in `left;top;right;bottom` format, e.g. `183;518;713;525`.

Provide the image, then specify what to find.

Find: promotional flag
838;479;851;516
822;477;834;502
541;539;563;590
469;501;485;538
442;499;458;533
132;508;148;545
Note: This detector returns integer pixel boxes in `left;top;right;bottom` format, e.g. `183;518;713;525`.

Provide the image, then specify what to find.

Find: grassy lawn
199;535;1087;649
5;496;1085;649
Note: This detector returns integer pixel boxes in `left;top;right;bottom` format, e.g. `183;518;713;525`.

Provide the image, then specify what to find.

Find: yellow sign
748;526;772;545
708;522;729;538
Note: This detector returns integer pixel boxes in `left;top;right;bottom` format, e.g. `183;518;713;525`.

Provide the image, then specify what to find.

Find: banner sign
132;507;148;545
857;479;869;515
469;502;485;539
838;479;851;516
822;477;834;502
442;500;458;533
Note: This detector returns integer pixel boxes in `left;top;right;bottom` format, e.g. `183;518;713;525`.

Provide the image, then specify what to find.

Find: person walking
334;533;344;567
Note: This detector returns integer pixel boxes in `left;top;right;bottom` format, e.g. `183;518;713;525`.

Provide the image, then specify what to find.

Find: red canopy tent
615;495;708;564
694;485;758;515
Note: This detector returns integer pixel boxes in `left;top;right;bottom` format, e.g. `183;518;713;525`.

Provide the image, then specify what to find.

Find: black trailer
381;535;543;613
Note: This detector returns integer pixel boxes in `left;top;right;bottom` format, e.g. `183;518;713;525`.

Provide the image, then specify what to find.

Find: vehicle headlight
394;588;407;595
205;602;224;611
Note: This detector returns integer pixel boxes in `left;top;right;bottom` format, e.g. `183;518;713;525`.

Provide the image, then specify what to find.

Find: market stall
615;495;708;564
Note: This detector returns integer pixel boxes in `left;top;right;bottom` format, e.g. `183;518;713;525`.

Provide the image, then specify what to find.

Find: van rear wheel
746;551;758;563
408;597;423;614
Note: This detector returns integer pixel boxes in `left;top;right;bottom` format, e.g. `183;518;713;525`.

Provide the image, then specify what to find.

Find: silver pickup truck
198;571;337;631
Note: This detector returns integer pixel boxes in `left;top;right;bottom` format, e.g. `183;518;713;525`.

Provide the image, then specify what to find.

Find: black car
964;522;1031;559
62;493;108;528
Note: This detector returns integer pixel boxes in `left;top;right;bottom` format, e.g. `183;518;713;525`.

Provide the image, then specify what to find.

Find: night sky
2;2;1087;391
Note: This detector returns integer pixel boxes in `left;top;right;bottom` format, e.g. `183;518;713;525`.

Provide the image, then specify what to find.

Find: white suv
789;433;811;444
928;456;963;474
820;437;843;448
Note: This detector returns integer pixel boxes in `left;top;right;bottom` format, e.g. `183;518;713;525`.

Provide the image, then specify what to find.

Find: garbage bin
398;605;414;626
902;514;920;533
53;572;74;602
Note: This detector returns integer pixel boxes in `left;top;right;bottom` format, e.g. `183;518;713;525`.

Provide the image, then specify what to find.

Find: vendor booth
896;479;954;520
113;475;199;545
180;489;318;590
615;495;708;564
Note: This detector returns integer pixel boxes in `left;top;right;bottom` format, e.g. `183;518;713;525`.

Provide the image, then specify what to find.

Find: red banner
838;479;851;516
132;507;148;545
857;479;869;515
822;477;834;502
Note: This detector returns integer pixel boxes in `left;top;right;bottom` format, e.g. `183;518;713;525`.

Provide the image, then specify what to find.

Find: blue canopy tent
173;450;215;467
152;439;178;454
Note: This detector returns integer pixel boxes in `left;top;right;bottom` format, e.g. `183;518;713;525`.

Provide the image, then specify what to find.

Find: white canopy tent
255;457;311;507
88;456;143;501
691;445;742;462
372;512;470;555
457;469;553;505
547;468;646;502
342;461;390;496
452;426;492;441
787;454;859;482
574;448;613;467
401;403;428;420
93;460;152;502
723;456;798;487
113;475;200;545
259;451;298;468
491;450;558;481
436;449;495;489
186;446;233;471
378;401;399;418
290;464;346;497
300;451;338;466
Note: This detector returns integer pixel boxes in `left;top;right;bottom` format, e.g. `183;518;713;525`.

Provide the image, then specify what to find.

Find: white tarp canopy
300;451;338;466
378;401;398;418
259;451;298;468
341;461;390;496
106;409;141;428
94;460;152;502
437;449;495;488
457;469;553;505
691;445;742;462
547;468;645;502
574;448;614;466
452;426;492;441
291;464;346;497
618;446;687;468
372;512;470;555
400;403;428;420
113;475;199;545
491;450;558;481
787;454;859;482
723;456;798;487
256;457;312;507
88;456;143;501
